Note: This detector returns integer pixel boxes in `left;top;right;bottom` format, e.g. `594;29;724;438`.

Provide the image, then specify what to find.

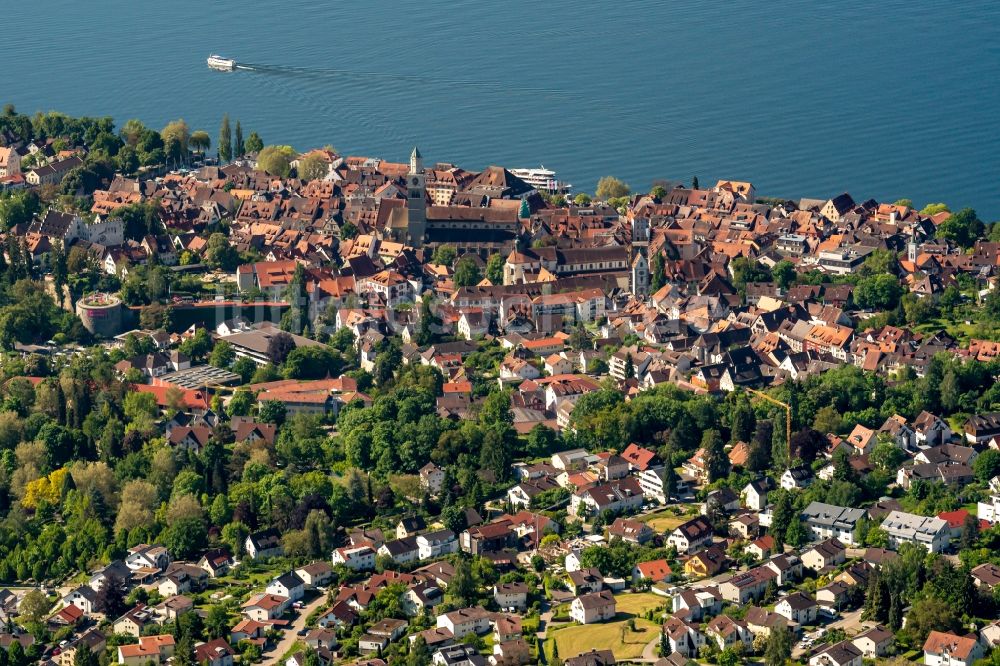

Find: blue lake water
4;0;1000;217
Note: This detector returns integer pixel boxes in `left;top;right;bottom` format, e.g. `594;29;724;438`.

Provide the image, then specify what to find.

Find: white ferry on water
510;166;571;193
207;54;236;71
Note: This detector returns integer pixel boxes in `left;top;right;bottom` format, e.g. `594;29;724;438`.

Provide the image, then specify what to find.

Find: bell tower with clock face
406;146;427;247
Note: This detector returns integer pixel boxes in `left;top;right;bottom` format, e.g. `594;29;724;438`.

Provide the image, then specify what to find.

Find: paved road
263;594;328;665
638;635;661;662
536;608;554;640
791;609;866;660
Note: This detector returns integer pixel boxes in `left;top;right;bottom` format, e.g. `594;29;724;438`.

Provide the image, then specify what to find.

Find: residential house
671;588;722;621
667;517;713;554
118;635;175;666
880;510;950;553
433;644;486;666
719;567;776;604
567;568;605;595
60;630;106;666
746;535;775;561
607;517;654;545
112;605;158;637
126;544;172;572
632;559;672;585
764;554;803;586
332;546;377;571
775;592;818;624
965;413;1000;445
742;478;773;511
295;562;334;589
417;530;459;560
493;583;529;611
436;607;493;639
809;641;862;666
194;639;236;666
198;549;233;578
851;625;894;659
802;539;846;572
801;502;866;545
570;477;644;517
396;516;427;538
379;537;420;565
241;594;289;622
570;590;616;624
780;466;813;490
421;463;446;494
705;615;752;650
923;630;983;666
914;411;952;447
846;424;878;455
816;581;850;611
266;572;305;603
461;521;515;555
63;586;98;616
245;528;283;559
684;545;728;578
971;563;1000;591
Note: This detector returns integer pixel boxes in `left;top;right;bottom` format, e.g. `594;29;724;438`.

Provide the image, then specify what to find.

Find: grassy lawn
614;592;666;617
549;617;658;660
641;509;688;532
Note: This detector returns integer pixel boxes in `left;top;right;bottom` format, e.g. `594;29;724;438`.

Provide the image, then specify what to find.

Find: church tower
631;249;649;297
406;146;427;247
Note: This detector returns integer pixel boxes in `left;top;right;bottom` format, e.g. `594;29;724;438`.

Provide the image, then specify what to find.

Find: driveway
263;594;328;664
791;609;866;660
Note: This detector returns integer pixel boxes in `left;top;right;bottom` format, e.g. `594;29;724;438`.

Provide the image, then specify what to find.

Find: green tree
297;153;329;181
283;345;343;380
764;627;792;666
73;643;97;666
431;245;457;266
904;595;960;642
209;340;235;368
245;131;263;154
870;441;906;472
0;190;41;229
257;145;295;177
205;232;240;271
573;193;591;206
702;429;728;482
228;389;253;416
729;394;755;444
407;636;431;666
920;202;949;216
205;604;231;639
259;400;287;425
650;253;666;292
453;256;482;287
161;119;191;155
854;274;902;310
447;559;477;607
234;120;244;156
485;253;504;284
595;176;630;200
937;208;983;248
18;588;50;623
189;130;211;157
219;114;232;163
772;260;796;289
160;515;208;560
974;449;1000;483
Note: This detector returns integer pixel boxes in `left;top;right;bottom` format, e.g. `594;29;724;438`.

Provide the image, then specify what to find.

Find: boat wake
233;61;570;95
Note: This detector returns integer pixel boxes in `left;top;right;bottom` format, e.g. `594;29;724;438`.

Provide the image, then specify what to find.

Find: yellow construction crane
745;388;792;460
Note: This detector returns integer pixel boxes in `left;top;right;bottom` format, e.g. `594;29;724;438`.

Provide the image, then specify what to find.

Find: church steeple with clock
406;146;427;247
